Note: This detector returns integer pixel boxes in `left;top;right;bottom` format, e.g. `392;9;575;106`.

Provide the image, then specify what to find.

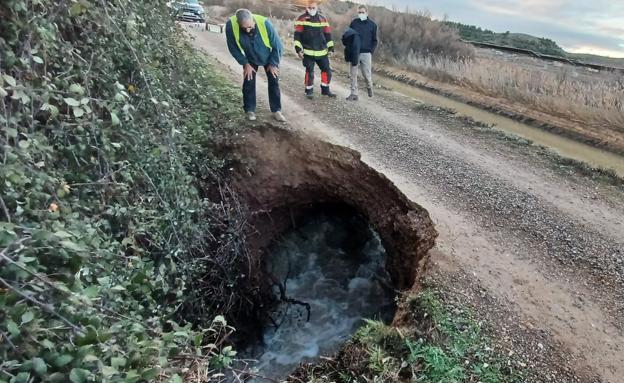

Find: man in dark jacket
226;9;286;122
349;4;378;98
342;27;362;101
294;1;337;99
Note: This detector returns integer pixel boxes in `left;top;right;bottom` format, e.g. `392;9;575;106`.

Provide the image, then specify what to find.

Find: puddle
375;75;624;177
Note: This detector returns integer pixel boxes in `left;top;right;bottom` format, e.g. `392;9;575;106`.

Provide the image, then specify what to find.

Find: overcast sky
367;0;624;57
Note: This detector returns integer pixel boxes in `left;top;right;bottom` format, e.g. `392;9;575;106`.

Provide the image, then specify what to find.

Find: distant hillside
445;21;566;56
445;21;624;67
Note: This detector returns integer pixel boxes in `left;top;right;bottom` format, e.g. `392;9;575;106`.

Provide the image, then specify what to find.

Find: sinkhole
225;126;438;381
244;206;396;380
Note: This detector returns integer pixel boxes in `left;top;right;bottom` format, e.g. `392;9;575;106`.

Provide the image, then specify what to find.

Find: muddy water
244;213;395;381
375;76;624;177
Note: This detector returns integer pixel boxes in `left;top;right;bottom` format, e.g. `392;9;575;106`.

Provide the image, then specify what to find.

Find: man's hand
297;51;304;60
243;64;256;81
267;65;279;79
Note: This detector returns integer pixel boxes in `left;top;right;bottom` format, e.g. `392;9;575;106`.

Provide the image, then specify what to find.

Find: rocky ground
191;30;624;383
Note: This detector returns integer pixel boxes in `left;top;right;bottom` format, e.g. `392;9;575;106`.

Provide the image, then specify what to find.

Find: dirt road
191;30;624;382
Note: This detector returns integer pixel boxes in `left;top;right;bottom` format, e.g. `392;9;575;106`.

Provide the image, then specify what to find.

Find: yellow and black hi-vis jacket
294;12;334;57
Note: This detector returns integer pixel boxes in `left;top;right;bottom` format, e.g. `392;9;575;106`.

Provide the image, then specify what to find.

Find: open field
393;48;624;153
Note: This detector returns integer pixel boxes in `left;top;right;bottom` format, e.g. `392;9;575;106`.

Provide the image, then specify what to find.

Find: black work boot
321;86;337;98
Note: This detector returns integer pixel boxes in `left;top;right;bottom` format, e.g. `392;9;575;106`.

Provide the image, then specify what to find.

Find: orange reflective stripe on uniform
321;72;329;87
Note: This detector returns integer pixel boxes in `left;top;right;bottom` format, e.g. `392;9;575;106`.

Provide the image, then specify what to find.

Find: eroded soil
230;126;437;291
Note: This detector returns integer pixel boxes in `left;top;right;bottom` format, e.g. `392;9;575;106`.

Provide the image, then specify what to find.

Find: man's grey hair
357;4;368;11
235;8;253;23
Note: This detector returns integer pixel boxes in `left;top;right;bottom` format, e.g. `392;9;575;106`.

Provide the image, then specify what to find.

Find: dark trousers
243;64;281;113
303;55;332;95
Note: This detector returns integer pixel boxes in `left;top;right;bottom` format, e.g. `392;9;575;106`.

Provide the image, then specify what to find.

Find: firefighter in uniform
294;1;337;99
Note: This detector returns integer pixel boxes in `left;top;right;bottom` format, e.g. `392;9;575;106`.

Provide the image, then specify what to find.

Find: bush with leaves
0;0;248;381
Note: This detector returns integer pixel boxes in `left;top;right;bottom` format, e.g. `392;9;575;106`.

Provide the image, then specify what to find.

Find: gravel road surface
192;30;624;383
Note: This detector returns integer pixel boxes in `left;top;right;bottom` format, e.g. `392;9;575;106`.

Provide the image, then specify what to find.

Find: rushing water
242;212;395;381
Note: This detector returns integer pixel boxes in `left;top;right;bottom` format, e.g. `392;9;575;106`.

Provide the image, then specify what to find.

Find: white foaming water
243;214;395;381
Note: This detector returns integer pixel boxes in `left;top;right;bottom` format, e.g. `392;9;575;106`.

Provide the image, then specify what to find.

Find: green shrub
1;0;244;381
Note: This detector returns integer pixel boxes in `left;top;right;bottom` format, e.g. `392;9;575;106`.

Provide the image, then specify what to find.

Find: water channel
375;75;624;178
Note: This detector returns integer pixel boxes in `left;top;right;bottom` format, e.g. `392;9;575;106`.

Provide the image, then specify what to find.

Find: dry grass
366;6;474;60
212;0;298;19
403;54;624;132
213;0;473;60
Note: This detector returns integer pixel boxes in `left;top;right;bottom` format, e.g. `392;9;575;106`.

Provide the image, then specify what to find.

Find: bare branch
0;330;17;351
1;98;9;166
0;237;29;259
0;194;10;224
0;277;84;334
229;368;281;383
139;168;182;244
1;246;167;332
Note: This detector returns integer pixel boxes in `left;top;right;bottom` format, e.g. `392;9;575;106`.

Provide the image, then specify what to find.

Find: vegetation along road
192;29;624;383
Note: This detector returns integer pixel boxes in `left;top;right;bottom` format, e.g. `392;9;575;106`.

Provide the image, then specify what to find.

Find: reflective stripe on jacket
225;14;283;67
230;14;271;53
